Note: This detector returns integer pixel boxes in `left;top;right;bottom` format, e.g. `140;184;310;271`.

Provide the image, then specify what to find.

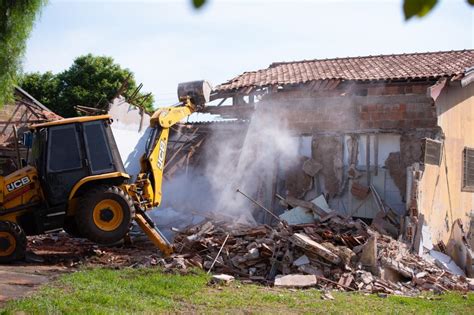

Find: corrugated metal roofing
215;50;474;92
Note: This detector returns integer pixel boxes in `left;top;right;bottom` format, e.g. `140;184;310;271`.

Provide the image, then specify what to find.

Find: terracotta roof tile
216;50;474;92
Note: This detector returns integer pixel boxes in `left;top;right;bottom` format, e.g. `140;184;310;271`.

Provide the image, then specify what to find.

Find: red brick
384;86;399;95
360;112;370;120
368;87;383;96
396;120;405;128
367;104;377;111
377;120;398;129
412;85;428;94
371;112;381;121
389;104;400;112
389;111;404;120
360;121;370;129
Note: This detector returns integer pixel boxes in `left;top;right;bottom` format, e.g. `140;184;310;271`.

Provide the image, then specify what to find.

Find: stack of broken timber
163;216;472;295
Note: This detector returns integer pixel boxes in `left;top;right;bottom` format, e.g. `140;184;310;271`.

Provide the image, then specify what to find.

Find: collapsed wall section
249;82;438;221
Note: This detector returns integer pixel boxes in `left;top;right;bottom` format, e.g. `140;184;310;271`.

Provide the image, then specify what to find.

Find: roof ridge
269;49;474;68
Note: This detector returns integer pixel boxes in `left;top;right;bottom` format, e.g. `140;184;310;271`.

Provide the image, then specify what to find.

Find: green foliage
1;268;473;314
468;0;474;5
21;54;154;117
0;0;47;107
192;0;207;9
20;71;59;107
403;0;439;20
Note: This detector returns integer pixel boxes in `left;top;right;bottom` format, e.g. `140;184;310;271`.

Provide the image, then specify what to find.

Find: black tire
63;216;83;238
75;186;134;244
0;221;27;263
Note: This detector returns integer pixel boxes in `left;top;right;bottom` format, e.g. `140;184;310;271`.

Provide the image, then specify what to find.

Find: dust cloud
160;107;298;226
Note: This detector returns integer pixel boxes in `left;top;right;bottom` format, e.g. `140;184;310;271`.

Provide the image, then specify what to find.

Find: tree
21;54;154;117
20;71;59;108
0;0;47;106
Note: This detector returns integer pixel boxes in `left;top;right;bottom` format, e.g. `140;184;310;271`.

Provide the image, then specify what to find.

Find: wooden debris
164;217;470;295
291;233;341;265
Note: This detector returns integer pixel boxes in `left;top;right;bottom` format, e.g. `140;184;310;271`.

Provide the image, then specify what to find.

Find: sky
23;0;473;107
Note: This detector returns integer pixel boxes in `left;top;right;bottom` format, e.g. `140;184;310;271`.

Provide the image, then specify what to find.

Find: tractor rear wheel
0;221;27;263
75;186;134;244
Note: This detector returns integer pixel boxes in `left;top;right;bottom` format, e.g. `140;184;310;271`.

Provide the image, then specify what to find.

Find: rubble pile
166;215;471;295
28;233;161;268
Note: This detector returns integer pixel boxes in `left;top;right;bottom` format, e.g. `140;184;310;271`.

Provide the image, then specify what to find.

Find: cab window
47;124;82;172
83;120;114;174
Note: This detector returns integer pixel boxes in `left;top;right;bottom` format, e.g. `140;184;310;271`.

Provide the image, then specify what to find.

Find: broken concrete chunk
380;257;413;279
446;219;473;277
165;214;472;294
302;159;323;177
293;255;310;267
322;242;355;266
274;274;317;288
298;264;324;277
321;291;335;300
244;248;260;260
291;233;341;265
421;224;434;251
356;271;374;285
211;274;235;285
359;235;377;272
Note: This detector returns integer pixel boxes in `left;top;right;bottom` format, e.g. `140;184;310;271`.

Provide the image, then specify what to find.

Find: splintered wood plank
291;233;341;264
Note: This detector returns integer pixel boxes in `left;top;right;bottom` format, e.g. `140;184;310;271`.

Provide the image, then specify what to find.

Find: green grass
1;267;473;314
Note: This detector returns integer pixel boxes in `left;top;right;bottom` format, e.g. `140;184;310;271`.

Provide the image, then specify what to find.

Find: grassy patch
1;267;473;314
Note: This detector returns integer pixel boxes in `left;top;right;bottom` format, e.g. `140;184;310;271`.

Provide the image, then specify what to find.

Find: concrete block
274;274;317;288
211;274;235;285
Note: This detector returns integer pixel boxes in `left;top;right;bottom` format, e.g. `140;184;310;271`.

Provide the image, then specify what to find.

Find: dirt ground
0;232;163;304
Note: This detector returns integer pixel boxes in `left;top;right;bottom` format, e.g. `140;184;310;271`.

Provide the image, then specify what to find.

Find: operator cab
29;115;126;207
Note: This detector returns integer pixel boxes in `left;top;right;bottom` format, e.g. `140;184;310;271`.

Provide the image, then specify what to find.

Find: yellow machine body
0;166;43;223
0;81;210;262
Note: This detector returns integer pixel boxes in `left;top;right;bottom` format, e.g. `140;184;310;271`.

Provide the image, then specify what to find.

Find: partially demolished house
177;50;474;274
0;86;62;175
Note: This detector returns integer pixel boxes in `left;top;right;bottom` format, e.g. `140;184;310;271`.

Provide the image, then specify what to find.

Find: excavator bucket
177;80;212;109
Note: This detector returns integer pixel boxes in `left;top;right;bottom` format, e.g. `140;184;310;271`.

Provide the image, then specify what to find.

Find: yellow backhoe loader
0;80;212;263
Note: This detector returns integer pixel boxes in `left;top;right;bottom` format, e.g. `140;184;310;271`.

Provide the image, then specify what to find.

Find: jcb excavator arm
138;100;196;208
130;81;211;256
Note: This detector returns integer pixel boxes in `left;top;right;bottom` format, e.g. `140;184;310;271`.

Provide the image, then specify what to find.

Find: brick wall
359;102;437;129
261;82;437;133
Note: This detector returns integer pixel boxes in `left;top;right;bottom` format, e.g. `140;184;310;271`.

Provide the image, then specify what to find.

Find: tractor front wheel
0;221;27;263
75;186;134;244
